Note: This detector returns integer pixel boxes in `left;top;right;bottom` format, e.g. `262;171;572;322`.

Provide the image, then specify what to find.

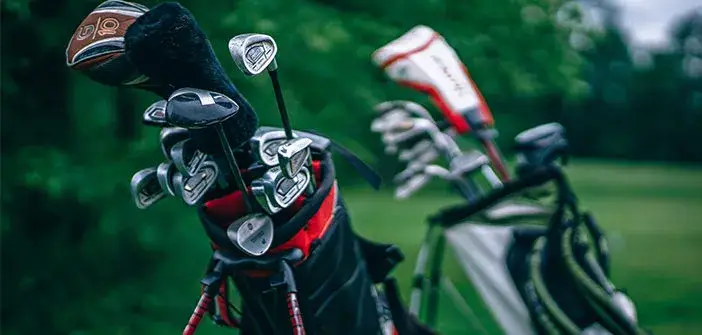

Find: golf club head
449;151;491;179
398;139;434;162
371;109;412;133
228;33;278;75
375;100;434;121
250;129;293;166
394;173;432;200
393;149;441;184
514;122;569;172
172;160;219;206
142;100;168;126
278;137;313;179
251;166;311;215
170;139;208;177
226;213;274;256
423;165;451;179
156;161;178;196
130;167;166;209
159;127;190;160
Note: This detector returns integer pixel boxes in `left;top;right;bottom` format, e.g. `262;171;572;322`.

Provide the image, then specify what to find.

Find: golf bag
196;145;436;335
429;166;645;335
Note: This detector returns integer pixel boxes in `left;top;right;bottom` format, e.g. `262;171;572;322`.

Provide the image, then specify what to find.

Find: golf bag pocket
197;153;396;335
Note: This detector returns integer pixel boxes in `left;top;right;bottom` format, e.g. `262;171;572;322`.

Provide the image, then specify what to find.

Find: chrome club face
226;213;274;256
172;160;219;206
249;129;292;166
251;166;311;214
143;100;168;126
156;161;178;196
277;137;313;179
228;33;278;75
130;167;166;209
159;127;190;160
171;139;208;177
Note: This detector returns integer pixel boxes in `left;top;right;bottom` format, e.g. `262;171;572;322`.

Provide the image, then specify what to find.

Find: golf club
130;167;166;209
143;99;168;126
226;213;275;256
277;137;313;179
159;127;190;160
166;88;256;212
171;138;208;177
251;166;311;214
249;129;292;167
229;34;294;140
157;161;178;196
514;122;569;174
172;160;220;206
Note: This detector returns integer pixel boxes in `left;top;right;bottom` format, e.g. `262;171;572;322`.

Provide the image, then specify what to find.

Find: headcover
65;0;172;97
124;2;258;148
372;26;494;134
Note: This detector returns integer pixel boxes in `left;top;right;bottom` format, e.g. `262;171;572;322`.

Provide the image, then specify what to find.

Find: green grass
131;160;702;335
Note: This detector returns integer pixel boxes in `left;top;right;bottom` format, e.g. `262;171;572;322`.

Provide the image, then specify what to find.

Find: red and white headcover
372;26;494;134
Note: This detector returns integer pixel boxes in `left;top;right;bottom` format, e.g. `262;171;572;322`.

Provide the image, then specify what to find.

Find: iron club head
228;33;278;75
130;167;166;209
159;127;190;160
277;137;313;179
251;166;311;214
156;161;178;196
170;139;208;177
226;213;274;256
172;160;219;206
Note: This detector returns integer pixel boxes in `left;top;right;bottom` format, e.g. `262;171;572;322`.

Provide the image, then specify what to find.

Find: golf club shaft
481;139;510;181
216;125;253;212
268;69;294;140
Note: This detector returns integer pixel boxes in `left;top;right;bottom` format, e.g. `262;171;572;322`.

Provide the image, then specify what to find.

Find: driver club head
156;161;178;196
172;160;219;206
251;166;311;215
250;129;293;166
277;137;313;179
229;33;278;75
226;213;274;256
130;167;166;209
170;139;208;177
142;100;168;127
159;127;190;160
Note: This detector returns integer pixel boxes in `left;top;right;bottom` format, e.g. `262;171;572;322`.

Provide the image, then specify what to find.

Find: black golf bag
195;146;436;335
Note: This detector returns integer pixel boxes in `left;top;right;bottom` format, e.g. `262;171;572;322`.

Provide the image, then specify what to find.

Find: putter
249;129;292;166
159;127;190;160
156;161;178;196
251;166;311;214
226;213;275;256
142;100;168;126
166;88;256;212
229;33;294;140
130;167;166;209
171;139;208;177
172;160;219;206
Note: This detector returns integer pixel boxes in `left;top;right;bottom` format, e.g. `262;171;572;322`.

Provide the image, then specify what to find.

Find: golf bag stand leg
426;233;446;328
409;225;437;317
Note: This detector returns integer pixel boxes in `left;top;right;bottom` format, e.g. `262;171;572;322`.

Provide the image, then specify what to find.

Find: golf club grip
183;293;212;335
482;139;510;181
286;292;306;335
429;166;562;227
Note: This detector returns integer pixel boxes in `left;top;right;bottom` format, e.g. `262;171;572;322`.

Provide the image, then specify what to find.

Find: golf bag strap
301;129;382;190
429;165;566;227
356;235;405;284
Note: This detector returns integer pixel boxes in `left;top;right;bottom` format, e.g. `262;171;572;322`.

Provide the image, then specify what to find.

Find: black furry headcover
124;2;258;149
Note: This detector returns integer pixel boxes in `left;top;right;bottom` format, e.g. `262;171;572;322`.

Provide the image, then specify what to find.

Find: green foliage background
1;0;701;334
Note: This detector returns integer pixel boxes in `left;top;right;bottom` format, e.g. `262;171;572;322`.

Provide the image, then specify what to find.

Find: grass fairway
143;160;702;335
